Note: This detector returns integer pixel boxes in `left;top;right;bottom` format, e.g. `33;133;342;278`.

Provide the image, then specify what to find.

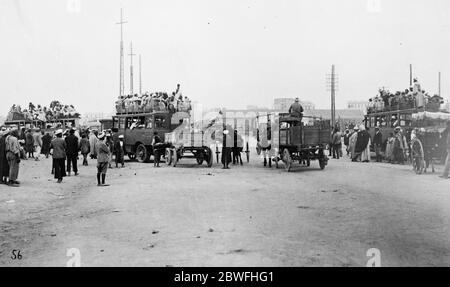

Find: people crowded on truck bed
7;101;80;122
367;78;444;114
115;84;192;114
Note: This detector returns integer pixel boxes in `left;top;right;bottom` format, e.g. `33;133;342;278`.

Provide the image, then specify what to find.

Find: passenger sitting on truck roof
289;98;304;119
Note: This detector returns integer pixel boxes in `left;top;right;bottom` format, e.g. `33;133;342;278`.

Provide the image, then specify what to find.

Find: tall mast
139;54;142;95
438;71;441;97
331;65;336;128
409;64;413;87
116;8;128;97
129;42;136;95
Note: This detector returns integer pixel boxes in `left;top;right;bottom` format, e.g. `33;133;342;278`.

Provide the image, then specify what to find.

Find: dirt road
0;154;449;266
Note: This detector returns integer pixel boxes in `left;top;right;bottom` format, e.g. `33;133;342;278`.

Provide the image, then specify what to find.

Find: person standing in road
349;126;359;161
5;129;21;187
343;129;350;156
152;132;163;167
114;135;125;168
373;127;383;163
25;129;34;159
385;132;395;163
79;133;90;166
439;121;450;179
332;127;342;159
50;129;67;183
96;133;110;186
89;129;99;159
0;129;10;185
32;128;43;161
221;127;232;169
41;132;52;158
393;127;405;164
65;128;79;176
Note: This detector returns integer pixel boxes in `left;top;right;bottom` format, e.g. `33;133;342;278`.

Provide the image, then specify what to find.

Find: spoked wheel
411;138;425;174
319;160;326;170
283;148;292;172
136;144;149;163
165;148;173;166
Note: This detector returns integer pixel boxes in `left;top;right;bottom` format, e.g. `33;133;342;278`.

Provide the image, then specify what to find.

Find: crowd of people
0;126;127;187
367;78;444;114
7;101;80;122
115;84;192;114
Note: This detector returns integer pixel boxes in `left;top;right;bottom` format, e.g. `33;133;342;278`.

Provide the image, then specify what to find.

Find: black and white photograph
0;0;449;272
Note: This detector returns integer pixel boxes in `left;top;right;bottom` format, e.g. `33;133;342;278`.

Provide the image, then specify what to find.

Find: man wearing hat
0;128;11;184
393;127;404;164
65;128;79;176
5;129;21;187
114;134;125;168
96;132;111;186
373;127;383;162
439;121;450;179
50;129;67;183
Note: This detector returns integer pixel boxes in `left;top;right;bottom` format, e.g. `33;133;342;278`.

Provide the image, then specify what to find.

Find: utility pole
116;8;128;98
139;54;142;95
129;42;136;95
326;65;338;128
409;64;413;87
438;71;441;97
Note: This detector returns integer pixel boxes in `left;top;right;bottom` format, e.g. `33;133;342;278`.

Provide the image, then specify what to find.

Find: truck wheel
196;152;204;165
136;144;149;163
165;148;172;166
319;160;326;170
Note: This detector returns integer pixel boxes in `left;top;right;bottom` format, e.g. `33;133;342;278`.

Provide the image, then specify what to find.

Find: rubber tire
165;148;172;166
136;144;149;163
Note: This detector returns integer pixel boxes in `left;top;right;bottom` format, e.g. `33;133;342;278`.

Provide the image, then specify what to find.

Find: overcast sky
1;0;450;116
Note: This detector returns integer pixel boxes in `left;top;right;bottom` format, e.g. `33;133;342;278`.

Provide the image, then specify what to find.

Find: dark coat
25;132;34;152
373;131;383;146
0;135;10;177
343;133;350;146
114;140;125;156
50;137;67;159
42;134;52;154
65;134;79;156
79;138;90;155
355;130;370;153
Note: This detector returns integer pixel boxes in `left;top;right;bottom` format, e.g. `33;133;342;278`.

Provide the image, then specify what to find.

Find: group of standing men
0;126;127;187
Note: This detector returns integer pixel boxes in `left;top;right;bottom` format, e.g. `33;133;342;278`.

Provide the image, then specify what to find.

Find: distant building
273;98;315;112
442;101;450;112
80;112;113;127
347;101;368;112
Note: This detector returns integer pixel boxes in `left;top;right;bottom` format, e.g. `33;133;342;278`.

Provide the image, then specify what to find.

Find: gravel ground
0;153;449;266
